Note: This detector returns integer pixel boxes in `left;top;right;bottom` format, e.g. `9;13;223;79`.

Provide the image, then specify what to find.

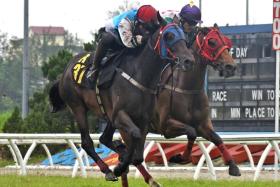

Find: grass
0;111;12;132
0;175;279;187
0;159;14;168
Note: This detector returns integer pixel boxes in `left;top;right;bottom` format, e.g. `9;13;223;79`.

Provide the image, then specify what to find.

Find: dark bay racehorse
96;26;240;186
152;27;241;176
49;22;194;184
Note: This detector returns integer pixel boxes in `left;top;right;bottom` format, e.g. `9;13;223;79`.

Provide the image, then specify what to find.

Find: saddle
71;50;124;89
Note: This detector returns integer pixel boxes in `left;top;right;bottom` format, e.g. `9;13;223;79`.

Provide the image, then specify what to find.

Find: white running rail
0;133;280;181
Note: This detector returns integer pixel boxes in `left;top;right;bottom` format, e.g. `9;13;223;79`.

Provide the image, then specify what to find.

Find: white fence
0;133;280;181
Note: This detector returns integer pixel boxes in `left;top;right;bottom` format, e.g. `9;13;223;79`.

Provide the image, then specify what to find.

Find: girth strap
163;84;203;95
95;76;109;120
116;68;157;95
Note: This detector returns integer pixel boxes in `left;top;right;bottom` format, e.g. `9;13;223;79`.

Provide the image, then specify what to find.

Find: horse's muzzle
223;64;237;78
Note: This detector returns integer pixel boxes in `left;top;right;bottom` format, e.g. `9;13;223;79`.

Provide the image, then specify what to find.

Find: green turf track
0;175;279;187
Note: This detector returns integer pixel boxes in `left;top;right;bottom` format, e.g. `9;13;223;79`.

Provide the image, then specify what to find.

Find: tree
42;49;73;82
3;107;23;133
0;31;9;58
3;49;78;133
0;33;21;112
29;30;83;94
83;32;99;52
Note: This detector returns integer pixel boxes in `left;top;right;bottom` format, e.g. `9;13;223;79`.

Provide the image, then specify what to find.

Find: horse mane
196;27;211;35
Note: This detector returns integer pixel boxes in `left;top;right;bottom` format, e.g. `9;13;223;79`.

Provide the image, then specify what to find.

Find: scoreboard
208;24;275;132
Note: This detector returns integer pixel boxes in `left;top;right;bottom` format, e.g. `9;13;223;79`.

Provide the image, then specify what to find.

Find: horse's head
195;27;236;78
152;22;195;70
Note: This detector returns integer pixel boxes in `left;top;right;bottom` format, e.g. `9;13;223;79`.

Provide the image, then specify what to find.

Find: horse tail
49;80;66;113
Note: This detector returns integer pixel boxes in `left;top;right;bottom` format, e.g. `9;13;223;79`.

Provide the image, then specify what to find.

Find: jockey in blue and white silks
105;9;139;48
87;5;160;80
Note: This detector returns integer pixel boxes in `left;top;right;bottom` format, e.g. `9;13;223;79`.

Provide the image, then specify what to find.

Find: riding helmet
179;4;203;25
136;5;158;23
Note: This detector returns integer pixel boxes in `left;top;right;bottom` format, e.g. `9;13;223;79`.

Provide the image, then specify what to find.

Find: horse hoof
228;161;241;176
149;178;162;187
169;154;191;164
114;164;125;177
105;172;118;181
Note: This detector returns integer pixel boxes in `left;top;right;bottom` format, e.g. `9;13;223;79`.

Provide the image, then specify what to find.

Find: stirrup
86;68;97;78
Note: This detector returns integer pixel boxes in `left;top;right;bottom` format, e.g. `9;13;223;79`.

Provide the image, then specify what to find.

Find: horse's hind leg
163;118;197;164
197;118;241;176
72;106;117;181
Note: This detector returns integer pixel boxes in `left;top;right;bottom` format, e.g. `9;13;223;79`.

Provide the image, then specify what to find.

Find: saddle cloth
71;51;122;89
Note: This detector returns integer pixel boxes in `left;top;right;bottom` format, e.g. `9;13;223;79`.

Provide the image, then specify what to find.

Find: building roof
29;26;65;35
219;24;272;34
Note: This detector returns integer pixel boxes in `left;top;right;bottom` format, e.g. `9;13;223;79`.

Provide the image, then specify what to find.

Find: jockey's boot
87;33;109;81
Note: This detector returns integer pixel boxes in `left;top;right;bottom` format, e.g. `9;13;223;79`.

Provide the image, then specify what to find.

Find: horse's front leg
163;118;197;164
72;107;117;181
197;117;241;176
99;121;161;187
133;130;162;187
112;110;141;177
99;121;127;160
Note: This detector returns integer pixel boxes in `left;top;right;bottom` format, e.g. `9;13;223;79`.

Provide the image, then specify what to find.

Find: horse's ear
173;15;180;25
213;23;219;30
157;11;167;27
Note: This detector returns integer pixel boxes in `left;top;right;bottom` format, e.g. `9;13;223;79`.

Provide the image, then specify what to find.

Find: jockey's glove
131;35;142;47
135;35;143;45
132;35;148;47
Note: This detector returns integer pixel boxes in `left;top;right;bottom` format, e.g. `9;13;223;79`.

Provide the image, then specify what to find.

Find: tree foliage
0;32;21;112
3;49;77;133
42;49;73;82
2;107;23;133
0;29;83;112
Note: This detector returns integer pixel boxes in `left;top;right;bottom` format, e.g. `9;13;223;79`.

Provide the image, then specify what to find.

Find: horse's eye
163;32;175;42
207;39;217;48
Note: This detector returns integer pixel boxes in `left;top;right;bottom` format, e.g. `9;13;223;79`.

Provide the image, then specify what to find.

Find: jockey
88;5;159;78
179;3;203;47
160;3;202;48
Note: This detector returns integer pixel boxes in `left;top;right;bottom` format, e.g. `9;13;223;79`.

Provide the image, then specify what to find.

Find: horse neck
124;44;165;89
164;57;207;91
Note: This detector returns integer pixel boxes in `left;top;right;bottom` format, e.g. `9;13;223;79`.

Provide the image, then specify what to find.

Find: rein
158;63;204;119
159;63;203;95
117;23;186;95
196;28;232;62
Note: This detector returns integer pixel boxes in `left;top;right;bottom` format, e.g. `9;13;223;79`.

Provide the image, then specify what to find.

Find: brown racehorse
152;27;241;176
97;26;240;186
49;21;194;185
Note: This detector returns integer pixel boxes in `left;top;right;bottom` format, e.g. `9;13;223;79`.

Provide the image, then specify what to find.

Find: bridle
118;23;189;95
152;23;187;64
196;28;232;62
